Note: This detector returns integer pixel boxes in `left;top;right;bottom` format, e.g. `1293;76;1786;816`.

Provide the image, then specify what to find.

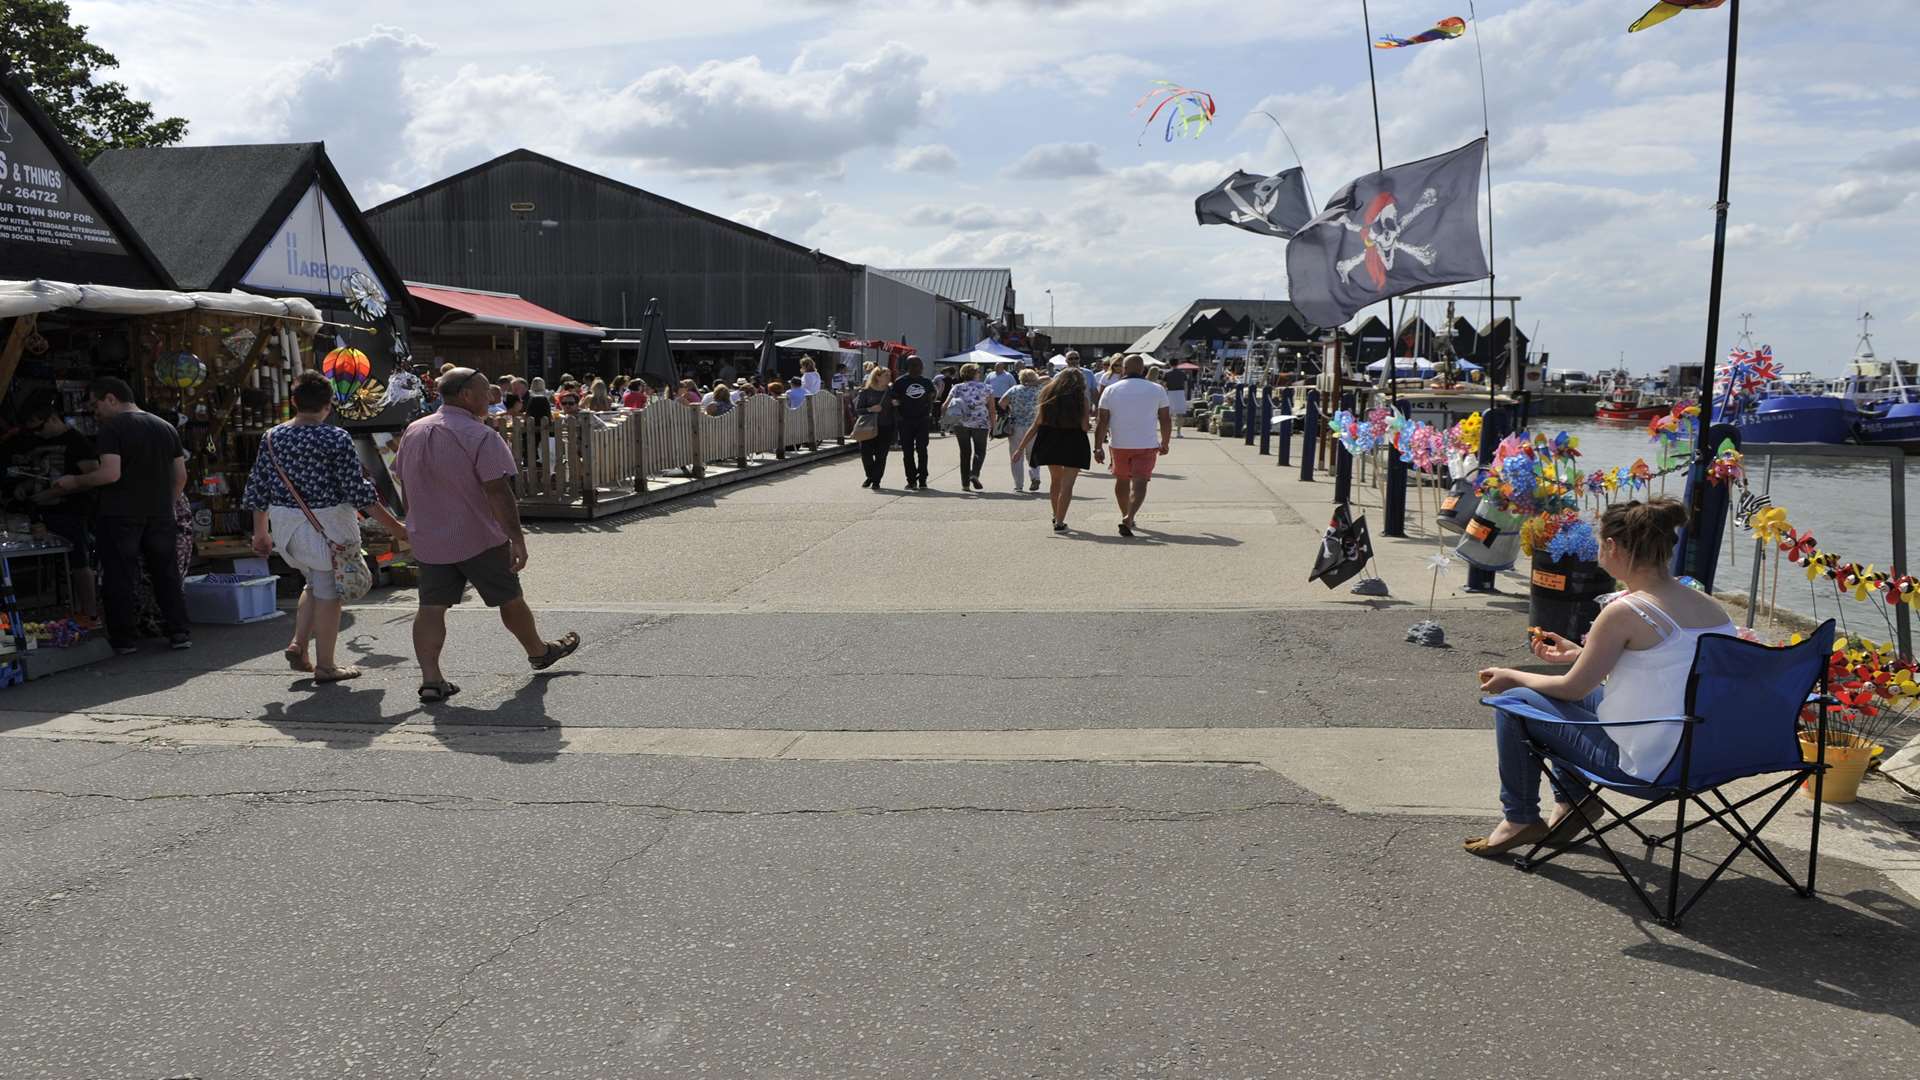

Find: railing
480;393;847;514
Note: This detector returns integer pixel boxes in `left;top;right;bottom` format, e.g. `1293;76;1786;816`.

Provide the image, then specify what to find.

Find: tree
0;0;188;160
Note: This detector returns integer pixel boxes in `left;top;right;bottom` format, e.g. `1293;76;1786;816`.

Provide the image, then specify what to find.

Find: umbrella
635;297;679;390
940;348;1017;369
756;322;780;380
776;331;859;354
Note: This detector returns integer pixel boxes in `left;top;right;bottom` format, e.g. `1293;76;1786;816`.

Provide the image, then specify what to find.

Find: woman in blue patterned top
243;371;407;683
997;368;1043;492
942;362;996;491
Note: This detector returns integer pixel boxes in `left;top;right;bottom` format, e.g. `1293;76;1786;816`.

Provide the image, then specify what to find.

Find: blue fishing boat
1841;315;1920;453
1711;333;1855;445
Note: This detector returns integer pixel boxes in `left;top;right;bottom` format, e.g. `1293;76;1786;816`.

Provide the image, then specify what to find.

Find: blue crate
183;574;281;625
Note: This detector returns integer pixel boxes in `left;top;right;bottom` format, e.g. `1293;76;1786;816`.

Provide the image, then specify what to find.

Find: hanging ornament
343;271;388;322
155;350;208;391
222;327;258;363
322;346;371;404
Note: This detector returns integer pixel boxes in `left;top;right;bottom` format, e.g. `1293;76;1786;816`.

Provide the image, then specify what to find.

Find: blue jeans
1492;688;1632;825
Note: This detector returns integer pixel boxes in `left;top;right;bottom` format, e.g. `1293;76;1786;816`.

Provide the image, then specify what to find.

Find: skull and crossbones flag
1284;138;1490;328
1194;168;1315;239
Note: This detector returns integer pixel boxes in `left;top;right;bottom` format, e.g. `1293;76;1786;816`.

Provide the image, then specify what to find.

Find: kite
1374;16;1467;48
1628;0;1726;34
1133;81;1216;144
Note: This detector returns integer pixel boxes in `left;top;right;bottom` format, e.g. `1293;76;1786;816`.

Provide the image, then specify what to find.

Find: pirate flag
1309;504;1375;590
1195;168;1314;239
1284;138;1490;329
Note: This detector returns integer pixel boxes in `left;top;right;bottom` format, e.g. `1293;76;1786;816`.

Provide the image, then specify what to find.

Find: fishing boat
1842;314;1920;453
1593;372;1667;423
1711;329;1856;445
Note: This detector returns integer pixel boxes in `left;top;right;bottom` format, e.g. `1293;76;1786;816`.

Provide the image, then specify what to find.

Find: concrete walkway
2;432;1915;1079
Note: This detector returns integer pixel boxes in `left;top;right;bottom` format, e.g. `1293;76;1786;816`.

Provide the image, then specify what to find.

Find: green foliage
0;0;189;160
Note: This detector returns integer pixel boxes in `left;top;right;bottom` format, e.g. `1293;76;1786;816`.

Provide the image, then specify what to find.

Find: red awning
407;282;602;337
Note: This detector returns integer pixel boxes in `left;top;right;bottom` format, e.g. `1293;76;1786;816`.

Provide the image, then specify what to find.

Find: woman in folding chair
1467;498;1735;856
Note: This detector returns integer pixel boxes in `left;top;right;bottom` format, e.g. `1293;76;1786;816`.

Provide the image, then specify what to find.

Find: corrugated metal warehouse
364;149;859;333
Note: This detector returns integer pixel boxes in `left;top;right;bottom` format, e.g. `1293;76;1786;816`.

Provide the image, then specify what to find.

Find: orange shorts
1110;447;1159;480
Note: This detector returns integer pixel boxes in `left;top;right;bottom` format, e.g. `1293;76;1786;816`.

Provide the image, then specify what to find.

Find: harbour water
1548;417;1916;628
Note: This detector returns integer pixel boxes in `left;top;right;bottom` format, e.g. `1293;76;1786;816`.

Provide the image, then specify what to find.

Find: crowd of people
411;356;831;426
861;350;1174;537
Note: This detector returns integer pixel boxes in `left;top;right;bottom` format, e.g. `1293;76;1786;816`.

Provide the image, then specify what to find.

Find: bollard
1281;388;1295;415
1258;391;1273;455
1383;399;1410;538
1233;386;1247;436
1334;440;1353;507
1276;417;1292;467
1246;389;1259;446
1299;390;1318;481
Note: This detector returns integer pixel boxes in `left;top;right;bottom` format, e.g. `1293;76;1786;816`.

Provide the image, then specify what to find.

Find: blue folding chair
1485;619;1835;927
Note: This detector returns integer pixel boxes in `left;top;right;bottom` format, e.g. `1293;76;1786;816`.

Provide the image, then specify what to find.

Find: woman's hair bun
1600;496;1688;569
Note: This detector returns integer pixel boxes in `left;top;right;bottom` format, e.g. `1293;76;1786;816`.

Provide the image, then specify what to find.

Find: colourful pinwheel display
1133;82;1216;144
322;346;372;405
1375;15;1467;48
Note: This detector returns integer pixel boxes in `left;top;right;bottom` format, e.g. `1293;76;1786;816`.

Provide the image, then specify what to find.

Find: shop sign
239;182;379;299
0;90;126;255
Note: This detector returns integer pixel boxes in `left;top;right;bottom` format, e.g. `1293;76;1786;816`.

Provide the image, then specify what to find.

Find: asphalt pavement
1;433;1914;1079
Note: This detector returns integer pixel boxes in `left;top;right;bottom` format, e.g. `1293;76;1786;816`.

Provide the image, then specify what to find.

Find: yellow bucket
1799;736;1881;804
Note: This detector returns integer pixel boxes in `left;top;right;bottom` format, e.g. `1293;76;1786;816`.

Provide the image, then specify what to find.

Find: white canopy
776;330;860;355
1365;356;1438;374
0;278;323;330
937;348;1018;368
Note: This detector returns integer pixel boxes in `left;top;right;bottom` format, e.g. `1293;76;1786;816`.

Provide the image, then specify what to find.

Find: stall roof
90;142;412;315
408;282;602;337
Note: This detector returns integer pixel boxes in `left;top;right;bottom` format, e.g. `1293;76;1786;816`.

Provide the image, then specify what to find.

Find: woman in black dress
1015;368;1092;532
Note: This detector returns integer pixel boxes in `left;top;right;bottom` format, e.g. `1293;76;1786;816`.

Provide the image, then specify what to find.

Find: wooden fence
480;393;847;517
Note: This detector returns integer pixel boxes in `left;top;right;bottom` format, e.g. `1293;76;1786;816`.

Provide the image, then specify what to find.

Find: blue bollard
1334;441;1353;507
1245;389;1259;446
1383;399;1410;538
1300;390;1319;481
1277;417;1292;467
1258;392;1273;455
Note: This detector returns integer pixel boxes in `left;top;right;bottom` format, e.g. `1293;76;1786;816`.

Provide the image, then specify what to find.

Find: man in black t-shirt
888;354;937;489
50;377;191;653
4;389;101;620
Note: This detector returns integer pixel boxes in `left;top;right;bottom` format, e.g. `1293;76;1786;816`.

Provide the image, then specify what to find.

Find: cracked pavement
1;436;1916;1078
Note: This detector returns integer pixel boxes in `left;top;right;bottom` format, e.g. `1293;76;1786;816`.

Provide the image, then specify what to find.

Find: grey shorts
418;544;523;608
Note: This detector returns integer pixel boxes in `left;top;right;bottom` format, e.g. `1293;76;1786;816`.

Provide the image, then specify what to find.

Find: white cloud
586;43;933;172
254;26;434;200
1005;142;1105;178
904;203;1040;231
729;191;832;242
1815;177;1914;219
892;143;960;173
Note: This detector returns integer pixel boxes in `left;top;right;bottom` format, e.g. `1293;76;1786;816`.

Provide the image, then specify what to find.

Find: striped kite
1374;16;1467;48
1133;82;1216;144
1629;0;1726;33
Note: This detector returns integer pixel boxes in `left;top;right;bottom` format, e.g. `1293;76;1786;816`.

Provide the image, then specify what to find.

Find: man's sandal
529;632;581;671
418;681;461;703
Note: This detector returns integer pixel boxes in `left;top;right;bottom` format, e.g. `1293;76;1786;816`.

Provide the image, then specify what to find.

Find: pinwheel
1547;517;1599;563
1804;550;1834;582
1133;82;1216;144
1586;470;1609;496
1449;411;1482;454
1885;575;1920;608
1707;447;1745;486
1375;16;1467;48
1629;0;1726;35
322;345;372;405
1748;505;1790;543
343;271;388;322
1628;459;1652;486
1780;528;1818;564
154;350;207;391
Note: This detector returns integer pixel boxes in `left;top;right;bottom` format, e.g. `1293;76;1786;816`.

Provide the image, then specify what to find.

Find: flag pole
1252;111;1316;209
1689;0;1741;567
1360;0;1394;408
1467;1;1498;413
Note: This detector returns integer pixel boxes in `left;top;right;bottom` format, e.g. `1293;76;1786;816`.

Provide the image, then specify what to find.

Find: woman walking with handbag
243;371;407;683
943;362;994;492
1015;368;1093;532
853;366;895;489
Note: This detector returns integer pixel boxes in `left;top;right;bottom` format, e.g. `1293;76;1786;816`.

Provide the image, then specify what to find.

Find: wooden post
632;413;646;494
690;408;705;480
737;404;750;470
776;399;787;460
807;398;818;450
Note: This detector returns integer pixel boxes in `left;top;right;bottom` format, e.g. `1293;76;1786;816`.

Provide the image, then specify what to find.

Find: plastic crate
183;574;281;624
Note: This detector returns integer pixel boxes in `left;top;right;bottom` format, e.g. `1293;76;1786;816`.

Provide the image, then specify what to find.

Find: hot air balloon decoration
322;346;372;405
155;350;208;391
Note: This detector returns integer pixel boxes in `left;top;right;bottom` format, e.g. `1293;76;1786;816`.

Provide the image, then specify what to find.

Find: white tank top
1596;594;1735;781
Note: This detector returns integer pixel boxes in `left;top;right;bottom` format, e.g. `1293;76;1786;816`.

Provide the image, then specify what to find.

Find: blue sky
74;0;1920;376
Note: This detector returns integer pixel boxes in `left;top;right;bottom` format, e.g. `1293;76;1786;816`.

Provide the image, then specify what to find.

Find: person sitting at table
1465;497;1734;856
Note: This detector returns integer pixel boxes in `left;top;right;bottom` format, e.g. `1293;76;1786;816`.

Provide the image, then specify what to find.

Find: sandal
1461;822;1550;858
529;632;581;671
314;666;362;684
418;681;462;703
284;647;314;673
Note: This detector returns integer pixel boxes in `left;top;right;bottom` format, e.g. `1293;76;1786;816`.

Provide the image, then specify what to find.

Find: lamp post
1045;288;1055;329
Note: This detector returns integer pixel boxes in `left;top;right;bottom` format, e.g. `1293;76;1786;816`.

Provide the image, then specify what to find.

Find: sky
68;0;1920;377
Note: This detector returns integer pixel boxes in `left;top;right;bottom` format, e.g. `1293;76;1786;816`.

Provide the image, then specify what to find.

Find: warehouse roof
875;268;1012;316
1029;325;1155;347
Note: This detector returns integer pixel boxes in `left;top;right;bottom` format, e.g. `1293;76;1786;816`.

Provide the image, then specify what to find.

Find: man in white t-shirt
1092;353;1172;537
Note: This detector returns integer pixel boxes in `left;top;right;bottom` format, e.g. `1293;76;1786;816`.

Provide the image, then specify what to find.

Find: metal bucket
1455;504;1524;572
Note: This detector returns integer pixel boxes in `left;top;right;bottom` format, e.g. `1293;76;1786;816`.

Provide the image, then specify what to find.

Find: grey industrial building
363;150;1005;373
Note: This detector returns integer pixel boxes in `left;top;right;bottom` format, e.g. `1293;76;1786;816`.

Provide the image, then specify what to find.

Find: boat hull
1856;404;1920;453
1594;405;1664;423
1714;395;1857;445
